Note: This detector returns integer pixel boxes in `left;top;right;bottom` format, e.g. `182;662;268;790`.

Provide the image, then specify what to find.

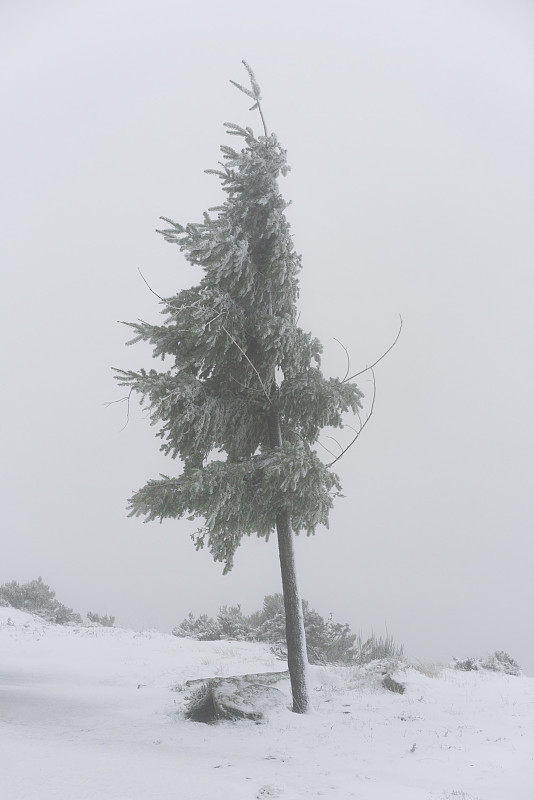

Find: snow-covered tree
116;63;363;713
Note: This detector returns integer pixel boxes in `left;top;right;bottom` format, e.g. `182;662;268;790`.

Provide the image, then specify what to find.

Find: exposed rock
382;674;405;694
184;669;289;688
212;681;287;720
185;676;288;722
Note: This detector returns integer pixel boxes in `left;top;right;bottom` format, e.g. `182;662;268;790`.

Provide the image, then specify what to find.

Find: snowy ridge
1;608;532;799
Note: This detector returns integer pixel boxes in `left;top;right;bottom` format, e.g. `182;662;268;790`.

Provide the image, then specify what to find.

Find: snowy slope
1;607;532;800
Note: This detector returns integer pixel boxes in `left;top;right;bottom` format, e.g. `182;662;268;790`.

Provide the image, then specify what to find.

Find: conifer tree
116;63;363;713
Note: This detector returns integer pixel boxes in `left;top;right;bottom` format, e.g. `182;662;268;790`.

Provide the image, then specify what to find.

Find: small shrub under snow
352;632;405;666
0;577;82;625
453;651;521;676
87;612;115;627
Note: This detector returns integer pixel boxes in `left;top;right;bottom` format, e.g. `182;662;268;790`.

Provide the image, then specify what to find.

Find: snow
1;608;532;799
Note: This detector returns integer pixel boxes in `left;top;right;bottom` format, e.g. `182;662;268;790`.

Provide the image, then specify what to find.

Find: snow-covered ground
1;607;532;800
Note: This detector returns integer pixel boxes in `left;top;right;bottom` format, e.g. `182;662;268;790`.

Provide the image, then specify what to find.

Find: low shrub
173;595;400;667
216;605;255;641
0;577;82;625
172;612;221;641
481;651;521;676
453;651;520;676
353;632;405;666
87;612;115;627
238;594;357;665
453;657;479;672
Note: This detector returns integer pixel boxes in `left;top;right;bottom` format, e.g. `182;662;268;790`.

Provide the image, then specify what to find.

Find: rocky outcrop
184;672;289;722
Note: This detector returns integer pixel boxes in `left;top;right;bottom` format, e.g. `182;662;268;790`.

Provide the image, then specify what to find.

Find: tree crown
116;64;362;572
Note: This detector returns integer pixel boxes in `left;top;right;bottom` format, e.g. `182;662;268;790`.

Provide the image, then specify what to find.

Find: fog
2;0;533;672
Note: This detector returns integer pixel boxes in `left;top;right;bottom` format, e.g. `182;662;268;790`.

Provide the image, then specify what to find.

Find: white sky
2;0;533;672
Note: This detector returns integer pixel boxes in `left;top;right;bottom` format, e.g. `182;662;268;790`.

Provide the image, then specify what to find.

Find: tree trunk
268;411;310;714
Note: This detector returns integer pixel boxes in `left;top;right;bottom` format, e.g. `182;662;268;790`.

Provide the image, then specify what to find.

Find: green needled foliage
115;64;363;574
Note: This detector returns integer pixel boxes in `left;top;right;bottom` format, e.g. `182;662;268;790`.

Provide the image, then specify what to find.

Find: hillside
1;607;532;799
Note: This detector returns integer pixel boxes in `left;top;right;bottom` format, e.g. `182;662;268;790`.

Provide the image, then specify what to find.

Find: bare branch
219;322;272;404
342;315;402;383
323;318;400;464
138;267;165;302
229;375;265;397
333;338;350;382
103;387;134;432
136;268;271;404
314;438;339;460
324;434;344;455
257;102;268;138
327;368;376;468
